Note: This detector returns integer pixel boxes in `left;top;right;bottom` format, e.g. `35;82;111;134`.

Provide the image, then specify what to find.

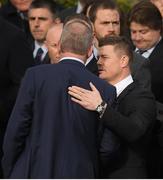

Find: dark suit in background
2;60;116;178
131;52;151;90
0;17;34;177
100;82;156;178
86;55;98;76
148;38;163;103
147;38;163;178
0;1;33;43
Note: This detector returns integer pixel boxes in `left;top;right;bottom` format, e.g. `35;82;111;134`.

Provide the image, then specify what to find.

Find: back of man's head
60;17;93;56
63;14;93;30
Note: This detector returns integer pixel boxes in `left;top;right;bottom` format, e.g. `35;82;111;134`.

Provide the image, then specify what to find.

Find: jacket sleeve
2;68;35;178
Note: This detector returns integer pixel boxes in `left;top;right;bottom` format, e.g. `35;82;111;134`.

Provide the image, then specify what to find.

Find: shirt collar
93;45;99;59
33;41;48;60
114;75;133;97
59;57;85;64
85;53;94;66
135;36;162;58
76;1;83;14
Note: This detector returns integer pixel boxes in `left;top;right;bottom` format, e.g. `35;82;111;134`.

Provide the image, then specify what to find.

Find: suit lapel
86;56;98;75
42;53;50;64
149;38;163;63
117;82;135;103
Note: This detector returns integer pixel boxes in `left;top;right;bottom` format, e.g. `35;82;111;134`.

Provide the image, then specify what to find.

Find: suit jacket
0;1;32;43
0;16;34;162
99;82;156;178
148;38;163;104
86;55;98;76
2;60;116;179
131;52;151;90
147;38;163;178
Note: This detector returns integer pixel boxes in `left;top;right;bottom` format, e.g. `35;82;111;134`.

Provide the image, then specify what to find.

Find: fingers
89;82;97;92
68;86;91;94
68;89;82;100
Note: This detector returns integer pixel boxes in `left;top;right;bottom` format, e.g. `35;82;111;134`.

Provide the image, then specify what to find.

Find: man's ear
120;55;129;68
87;45;93;58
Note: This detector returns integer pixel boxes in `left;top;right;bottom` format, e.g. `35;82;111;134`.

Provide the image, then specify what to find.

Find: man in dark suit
129;1;163;106
128;2;163;177
28;0;61;65
2;16;116;179
68;36;156;178
0;16;34;178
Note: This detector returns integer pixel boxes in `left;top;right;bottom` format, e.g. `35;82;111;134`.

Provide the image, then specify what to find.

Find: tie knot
35;48;44;64
37;47;43;54
136;49;147;55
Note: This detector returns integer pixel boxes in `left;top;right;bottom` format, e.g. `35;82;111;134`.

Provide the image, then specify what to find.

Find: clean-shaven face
130;21;161;50
98;45;122;85
28;8;54;43
46;26;62;64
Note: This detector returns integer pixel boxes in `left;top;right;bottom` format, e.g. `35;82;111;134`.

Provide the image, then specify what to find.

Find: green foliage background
1;0;139;12
56;0;139;11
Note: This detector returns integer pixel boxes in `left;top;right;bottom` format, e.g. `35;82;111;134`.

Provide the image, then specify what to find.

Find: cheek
131;33;136;40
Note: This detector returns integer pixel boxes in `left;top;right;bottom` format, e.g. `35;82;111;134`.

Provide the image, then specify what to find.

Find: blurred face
10;0;32;11
28;8;55;43
130;22;161;50
94;8;120;40
98;45;122;85
151;0;163;17
45;26;62;64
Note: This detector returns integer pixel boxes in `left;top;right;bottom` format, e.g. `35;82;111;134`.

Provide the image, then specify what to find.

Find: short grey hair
60;19;93;55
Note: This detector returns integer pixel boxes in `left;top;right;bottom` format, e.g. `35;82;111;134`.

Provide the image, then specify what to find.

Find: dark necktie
136;49;147;55
35;48;43;64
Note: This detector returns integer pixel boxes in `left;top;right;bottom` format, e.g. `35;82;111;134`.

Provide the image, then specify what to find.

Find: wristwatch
95;101;107;118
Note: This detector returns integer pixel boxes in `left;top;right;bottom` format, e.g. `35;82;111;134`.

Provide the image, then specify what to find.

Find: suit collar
59;57;84;64
85;53;94;66
117;82;135;102
149;37;163;59
59;58;85;68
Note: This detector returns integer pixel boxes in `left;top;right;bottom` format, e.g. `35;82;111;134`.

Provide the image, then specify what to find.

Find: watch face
97;105;103;113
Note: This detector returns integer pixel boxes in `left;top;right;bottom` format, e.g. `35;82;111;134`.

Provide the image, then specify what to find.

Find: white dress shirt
76;1;83;14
